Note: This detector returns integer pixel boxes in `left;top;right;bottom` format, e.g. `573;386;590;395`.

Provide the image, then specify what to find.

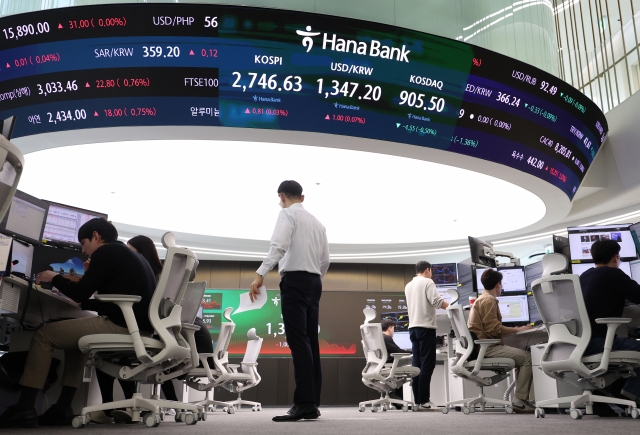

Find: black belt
282;271;320;277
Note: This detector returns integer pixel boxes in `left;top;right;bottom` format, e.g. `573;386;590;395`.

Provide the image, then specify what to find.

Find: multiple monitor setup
0;189;107;278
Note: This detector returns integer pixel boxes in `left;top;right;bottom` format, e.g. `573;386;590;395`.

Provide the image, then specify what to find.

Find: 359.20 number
142;46;180;58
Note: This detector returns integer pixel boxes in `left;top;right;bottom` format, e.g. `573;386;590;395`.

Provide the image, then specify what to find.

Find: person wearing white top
404;261;448;411
250;180;329;422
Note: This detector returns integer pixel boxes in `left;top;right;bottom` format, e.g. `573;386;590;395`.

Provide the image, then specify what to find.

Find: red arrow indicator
325;114;330;120
85;82;90;87
58;23;63;29
5;63;9;68
245;108;250;114
189;50;195;55
94;111;99;116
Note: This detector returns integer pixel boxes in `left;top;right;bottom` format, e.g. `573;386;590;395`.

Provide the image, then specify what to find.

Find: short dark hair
591;239;621;264
277;180;303;198
381;319;395;332
480;269;503;291
416;261;432;274
77;218;118;243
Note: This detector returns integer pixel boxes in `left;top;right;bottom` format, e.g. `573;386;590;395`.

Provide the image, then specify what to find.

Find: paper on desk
235;286;267;315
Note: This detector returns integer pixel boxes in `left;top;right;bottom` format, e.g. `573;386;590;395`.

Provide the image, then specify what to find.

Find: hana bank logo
296;26;321;52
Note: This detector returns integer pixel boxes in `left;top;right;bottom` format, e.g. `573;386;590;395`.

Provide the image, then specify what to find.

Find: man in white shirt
405;261;448;410
250;180;330;422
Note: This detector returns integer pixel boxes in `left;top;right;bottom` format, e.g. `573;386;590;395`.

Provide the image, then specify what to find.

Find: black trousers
280;271;322;406
409;327;436;404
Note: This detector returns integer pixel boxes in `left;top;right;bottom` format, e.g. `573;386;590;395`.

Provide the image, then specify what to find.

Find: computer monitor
10;240;33;278
474;266;526;293
525;261;543;292
571;261;632;277
0;190;49;245
431;263;457;286
568;225;636;261
527;294;542;324
42;201;108;248
630;222;640;256
393;331;412;351
468;236;496;267
630;259;640;285
496;295;530;323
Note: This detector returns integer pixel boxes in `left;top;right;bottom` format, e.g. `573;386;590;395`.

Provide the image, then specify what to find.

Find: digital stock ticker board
0;4;607;199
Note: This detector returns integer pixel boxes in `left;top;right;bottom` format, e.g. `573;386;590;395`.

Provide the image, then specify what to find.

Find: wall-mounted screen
0;4;607;199
568;225;635;261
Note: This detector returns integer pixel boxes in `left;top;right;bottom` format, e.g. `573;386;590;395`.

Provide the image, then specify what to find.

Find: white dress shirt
256;203;330;278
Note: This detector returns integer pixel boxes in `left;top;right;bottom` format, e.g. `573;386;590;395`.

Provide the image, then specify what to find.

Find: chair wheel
71;415;88;428
184;413;197;425
469;406;475;413
359;406;365;412
462;406;471;415
535;408;545;418
227;407;235;414
441;407;449;414
570;409;583;420
402;405;408;412
631;408;639;419
144;414;160;428
505;406;514;414
371;406;379;413
198;411;207;421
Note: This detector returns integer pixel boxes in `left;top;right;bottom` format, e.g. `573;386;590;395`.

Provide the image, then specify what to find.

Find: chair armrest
241;362;258;366
90;294;150;364
390;353;412;358
228;364;240;369
590;318;631;377
470;340;500;376
181;323;201;331
94;294;142;303
595;318;632;324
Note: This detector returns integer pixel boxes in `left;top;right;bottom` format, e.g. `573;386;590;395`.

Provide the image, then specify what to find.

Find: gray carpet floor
4;407;640;434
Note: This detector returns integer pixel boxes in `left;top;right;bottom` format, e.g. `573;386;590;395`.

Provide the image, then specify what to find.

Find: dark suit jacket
383;334;407;364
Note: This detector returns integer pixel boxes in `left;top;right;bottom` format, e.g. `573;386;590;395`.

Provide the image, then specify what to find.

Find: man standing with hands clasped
249;180;330;422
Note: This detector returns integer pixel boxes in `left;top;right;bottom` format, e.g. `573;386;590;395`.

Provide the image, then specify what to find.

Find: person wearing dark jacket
381;319;407;364
581;239;640;408
0;218;156;429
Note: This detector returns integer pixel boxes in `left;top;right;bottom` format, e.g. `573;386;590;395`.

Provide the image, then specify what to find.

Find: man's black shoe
303;407;321;419
38;405;75;426
272;403;319;422
0;405;38;428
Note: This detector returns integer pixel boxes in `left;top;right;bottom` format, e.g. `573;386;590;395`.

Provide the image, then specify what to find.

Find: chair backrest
531;254;591;374
541;252;569;277
360;309;388;375
447;289;460;305
180;281;206;324
447;304;474;363
241;328;263;373
0;136;24;222
213;307;235;370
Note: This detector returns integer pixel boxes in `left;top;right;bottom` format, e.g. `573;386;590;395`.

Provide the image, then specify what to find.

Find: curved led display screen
0;4;607;199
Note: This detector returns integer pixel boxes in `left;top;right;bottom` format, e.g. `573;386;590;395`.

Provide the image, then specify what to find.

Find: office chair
359;309;419;412
72;232;203;428
0;134;24;222
531;253;640;419
443;304;515;414
185;307;237;414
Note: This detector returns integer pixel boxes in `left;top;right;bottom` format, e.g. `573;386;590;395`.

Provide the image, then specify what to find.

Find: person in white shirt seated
404;261;449;411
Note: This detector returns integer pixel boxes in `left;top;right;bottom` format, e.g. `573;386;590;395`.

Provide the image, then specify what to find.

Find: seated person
0;218;156;429
467;269;533;413
581;240;640;408
381;319;407;364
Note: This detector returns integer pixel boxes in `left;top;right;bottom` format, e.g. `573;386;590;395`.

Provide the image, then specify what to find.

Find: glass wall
555;0;640;113
0;0;560;75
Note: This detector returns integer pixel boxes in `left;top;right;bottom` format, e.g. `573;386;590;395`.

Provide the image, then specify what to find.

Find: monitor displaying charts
571;261;632;277
474;266;526;293
568;225;636;261
431;263;458;286
42;201;107;248
496;295;530;323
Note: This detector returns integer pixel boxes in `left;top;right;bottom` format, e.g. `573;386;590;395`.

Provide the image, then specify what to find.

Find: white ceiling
17;140;546;245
